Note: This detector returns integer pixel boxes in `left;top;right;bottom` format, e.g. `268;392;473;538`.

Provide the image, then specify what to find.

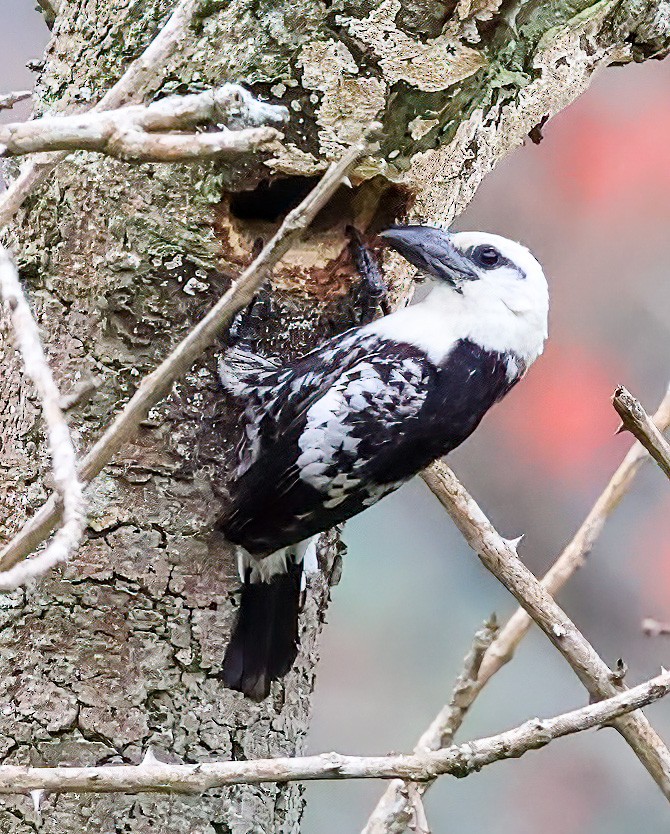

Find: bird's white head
379;225;549;368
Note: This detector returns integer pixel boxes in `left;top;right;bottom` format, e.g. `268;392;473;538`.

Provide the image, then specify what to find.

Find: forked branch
421;460;670;799
0;86;287;162
0;0;202;230
366;385;670;832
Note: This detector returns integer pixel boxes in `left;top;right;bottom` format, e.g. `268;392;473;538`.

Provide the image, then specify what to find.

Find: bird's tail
220;552;303;701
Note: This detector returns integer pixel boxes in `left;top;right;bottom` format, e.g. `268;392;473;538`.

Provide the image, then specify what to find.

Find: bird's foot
346;225;389;325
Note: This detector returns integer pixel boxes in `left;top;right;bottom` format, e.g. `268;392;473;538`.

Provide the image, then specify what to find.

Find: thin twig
365;387;670;832
0;91;31;112
0;669;668;795
417;617;499;751
0;137;370;581
420;460;670;799
0;0;203;231
0;86;287;161
363;619;499;834
0;248;85;591
613;386;670;481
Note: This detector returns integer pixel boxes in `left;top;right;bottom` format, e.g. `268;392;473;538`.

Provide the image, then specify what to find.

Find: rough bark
0;0;668;832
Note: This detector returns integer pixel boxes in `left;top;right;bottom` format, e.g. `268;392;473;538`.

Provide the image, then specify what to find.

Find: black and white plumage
219;225;549;699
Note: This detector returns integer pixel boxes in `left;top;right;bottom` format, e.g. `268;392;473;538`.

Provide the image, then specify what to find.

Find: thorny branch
420;461;670;799
0;248;85;590
365;385;670;832
613;386;670;481
0;0;204;230
476;384;670;687
0;137;371;582
2;669;669;796
0;86;287;162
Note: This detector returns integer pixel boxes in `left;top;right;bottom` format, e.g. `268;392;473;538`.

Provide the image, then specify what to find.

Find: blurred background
3;5;670;832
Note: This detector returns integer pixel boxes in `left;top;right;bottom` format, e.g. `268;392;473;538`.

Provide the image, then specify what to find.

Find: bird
217;224;549;700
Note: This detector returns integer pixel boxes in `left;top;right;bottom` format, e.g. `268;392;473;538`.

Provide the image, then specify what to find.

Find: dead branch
0;86;287;161
0;0;202;230
0;91;31;112
365;387;670;830
0;248;85;591
58;376;100;413
363;619;499;834
0;137;370;582
613;386;670;481
0;669;668;795
421;460;670;799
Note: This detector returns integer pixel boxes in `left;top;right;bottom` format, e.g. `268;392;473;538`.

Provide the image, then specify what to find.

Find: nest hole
229;176;321;223
229;174;412;235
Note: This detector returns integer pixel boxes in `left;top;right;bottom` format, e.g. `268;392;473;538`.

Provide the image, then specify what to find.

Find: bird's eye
473;245;501;269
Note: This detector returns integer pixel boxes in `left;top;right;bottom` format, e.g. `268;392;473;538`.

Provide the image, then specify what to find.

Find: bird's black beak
379;225;477;287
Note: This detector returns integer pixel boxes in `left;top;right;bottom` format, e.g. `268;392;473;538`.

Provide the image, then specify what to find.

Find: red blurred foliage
547;99;670;219
497;341;622;483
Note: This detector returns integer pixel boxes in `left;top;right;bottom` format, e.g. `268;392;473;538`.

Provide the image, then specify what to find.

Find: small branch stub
613;386;670;481
643;619;670;637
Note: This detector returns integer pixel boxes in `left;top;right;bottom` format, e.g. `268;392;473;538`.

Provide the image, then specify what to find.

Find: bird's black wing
219;333;441;554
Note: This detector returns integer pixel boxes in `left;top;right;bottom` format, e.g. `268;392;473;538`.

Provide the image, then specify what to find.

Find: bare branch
0;91;31;112
477;384;670;685
363;619;498;834
0;0;203;231
0;248;85;591
613;386;670;481
0;136;371;582
0;86;287;161
421;460;670;799
0;669;668;795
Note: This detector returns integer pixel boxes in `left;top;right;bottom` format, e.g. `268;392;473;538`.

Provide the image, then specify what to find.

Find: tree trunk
0;0;668;831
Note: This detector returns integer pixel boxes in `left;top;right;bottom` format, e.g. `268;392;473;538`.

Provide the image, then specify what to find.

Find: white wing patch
297;358;428;508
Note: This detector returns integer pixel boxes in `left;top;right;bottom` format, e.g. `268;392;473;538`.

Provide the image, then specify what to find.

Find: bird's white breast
363;282;546;370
